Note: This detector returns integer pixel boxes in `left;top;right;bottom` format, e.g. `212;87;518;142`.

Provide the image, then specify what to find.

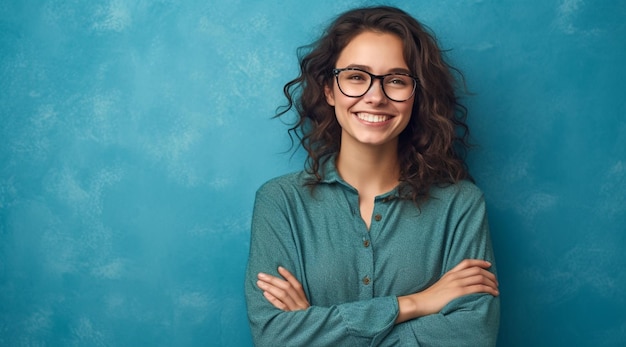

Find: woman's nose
363;78;387;104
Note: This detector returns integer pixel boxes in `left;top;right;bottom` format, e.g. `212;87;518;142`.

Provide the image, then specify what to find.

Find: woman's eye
385;76;411;88
387;77;409;86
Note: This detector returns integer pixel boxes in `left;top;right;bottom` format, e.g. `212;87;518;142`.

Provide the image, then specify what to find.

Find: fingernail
258;272;267;279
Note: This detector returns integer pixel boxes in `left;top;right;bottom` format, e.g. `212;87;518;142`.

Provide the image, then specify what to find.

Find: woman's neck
335;141;401;196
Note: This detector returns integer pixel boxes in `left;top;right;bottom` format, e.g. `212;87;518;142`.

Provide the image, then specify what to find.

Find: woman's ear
324;84;335;106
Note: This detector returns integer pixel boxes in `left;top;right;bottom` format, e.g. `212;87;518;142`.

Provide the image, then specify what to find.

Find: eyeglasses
332;68;418;102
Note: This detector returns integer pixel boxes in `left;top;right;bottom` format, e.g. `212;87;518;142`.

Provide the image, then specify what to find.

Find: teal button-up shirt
245;160;500;346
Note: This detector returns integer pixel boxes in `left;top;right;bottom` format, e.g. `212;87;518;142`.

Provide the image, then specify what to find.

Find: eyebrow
343;64;412;75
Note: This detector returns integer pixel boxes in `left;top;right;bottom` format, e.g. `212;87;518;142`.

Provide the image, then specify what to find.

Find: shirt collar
319;155;341;184
317;154;402;199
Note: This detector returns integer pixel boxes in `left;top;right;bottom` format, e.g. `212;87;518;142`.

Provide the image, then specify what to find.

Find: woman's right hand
257;266;310;312
396;259;499;323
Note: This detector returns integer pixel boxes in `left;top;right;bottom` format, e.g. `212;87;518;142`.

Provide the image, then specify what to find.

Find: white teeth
356;113;390;123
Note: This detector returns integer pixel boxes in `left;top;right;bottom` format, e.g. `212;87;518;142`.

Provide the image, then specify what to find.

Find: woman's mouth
356;112;391;123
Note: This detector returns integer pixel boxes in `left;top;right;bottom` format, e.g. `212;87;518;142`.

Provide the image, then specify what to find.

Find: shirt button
362;276;371;285
374;214;382;222
363;240;370;248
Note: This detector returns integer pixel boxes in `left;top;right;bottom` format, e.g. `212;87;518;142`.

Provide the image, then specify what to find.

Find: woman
245;6;500;346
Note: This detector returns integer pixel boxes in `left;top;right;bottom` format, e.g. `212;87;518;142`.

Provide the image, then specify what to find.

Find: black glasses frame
332;68;419;102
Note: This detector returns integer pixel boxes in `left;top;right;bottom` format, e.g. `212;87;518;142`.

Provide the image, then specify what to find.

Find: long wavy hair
276;6;472;202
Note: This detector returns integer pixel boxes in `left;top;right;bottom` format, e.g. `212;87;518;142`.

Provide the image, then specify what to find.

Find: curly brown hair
276;6;473;202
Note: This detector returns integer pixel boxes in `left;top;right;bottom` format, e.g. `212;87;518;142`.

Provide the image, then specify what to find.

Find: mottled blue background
1;1;625;346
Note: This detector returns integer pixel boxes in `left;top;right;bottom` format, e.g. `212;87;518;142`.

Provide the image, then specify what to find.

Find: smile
356;113;391;123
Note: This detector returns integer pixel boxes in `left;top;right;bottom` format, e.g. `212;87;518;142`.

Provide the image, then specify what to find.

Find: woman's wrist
396;291;436;324
396;294;419;323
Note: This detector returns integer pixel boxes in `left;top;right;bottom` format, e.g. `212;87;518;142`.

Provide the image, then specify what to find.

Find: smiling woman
244;5;500;346
325;31;414;158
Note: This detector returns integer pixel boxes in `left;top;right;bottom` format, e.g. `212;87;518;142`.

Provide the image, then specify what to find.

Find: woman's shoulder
429;179;485;202
256;170;309;195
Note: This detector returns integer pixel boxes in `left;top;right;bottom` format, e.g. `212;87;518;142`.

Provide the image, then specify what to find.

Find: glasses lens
382;75;415;101
336;70;371;97
336;70;415;101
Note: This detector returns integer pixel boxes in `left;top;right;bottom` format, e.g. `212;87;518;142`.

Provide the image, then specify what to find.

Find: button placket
358;229;374;296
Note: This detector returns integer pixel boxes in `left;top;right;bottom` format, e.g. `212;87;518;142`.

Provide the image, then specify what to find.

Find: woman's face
325;31;414;150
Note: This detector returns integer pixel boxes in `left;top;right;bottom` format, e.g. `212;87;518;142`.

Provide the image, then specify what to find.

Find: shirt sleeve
382;184;500;346
244;184;399;347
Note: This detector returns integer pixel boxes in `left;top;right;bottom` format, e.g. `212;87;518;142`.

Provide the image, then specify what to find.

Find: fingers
276;266;308;305
456;272;499;296
278;266;306;298
448;259;498;285
257;267;310;311
262;291;287;311
450;259;493;272
257;272;298;309
453;266;498;286
445;259;499;296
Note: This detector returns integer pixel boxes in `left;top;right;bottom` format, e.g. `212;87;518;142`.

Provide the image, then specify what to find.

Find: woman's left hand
257;266;310;311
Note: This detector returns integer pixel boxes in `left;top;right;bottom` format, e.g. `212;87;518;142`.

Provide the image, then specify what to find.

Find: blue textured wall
1;1;625;346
